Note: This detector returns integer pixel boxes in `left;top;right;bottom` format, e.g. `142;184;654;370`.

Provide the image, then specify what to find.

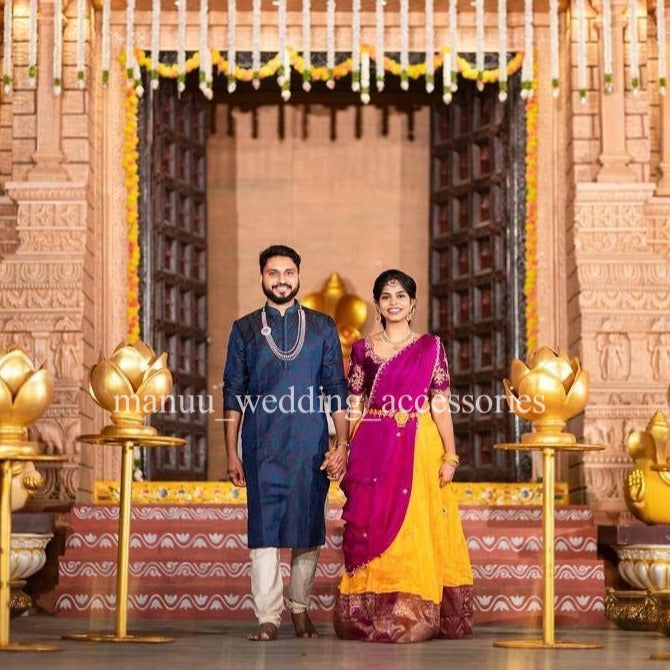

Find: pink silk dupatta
341;334;440;574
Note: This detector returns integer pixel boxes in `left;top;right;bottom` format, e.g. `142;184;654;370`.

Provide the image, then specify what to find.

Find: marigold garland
524;80;538;354
124;85;140;342
134;48;523;85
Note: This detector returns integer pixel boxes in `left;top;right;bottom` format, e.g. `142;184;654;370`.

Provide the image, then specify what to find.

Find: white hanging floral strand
101;0;111;85
177;0;186;93
576;0;587;103
200;0;212;97
302;0;312;91
361;49;370;103
498;0;508;101
327;0;336;89
442;49;451;103
602;0;613;92
3;0;13;94
227;0;237;93
549;0;558;96
53;0;63;95
352;0;361;92
278;0;290;99
76;0;86;89
448;0;458;92
475;0;484;91
520;0;534;98
150;0;161;89
252;0;261;89
28;0;38;87
400;0;409;90
425;0;434;93
133;54;144;97
659;0;667;95
629;0;640;94
375;0;384;91
126;0;136;85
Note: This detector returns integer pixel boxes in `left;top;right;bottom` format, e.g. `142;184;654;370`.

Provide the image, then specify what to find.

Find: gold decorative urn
88;340;173;438
503;346;589;445
302;272;368;363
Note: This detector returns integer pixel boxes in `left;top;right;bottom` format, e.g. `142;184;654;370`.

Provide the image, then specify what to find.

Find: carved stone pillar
573;183;670;522
26;0;69;182
0;182;86;505
596;0;638;182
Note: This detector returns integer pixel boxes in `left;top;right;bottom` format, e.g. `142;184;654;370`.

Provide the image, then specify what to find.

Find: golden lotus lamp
494;346;604;651
0;348;63;652
64;340;184;645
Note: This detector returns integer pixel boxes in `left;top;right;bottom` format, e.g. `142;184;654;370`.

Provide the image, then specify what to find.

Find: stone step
56;556;604;586
50;580;606;626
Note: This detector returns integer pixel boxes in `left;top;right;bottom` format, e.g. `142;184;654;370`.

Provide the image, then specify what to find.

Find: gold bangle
442;453;460;466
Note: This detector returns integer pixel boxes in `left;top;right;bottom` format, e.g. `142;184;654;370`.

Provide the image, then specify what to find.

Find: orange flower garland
524;83;538;354
124;84;140;342
135;48;523;85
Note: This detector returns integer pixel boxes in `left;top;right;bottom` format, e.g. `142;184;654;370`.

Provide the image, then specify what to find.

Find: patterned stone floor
1;616;667;670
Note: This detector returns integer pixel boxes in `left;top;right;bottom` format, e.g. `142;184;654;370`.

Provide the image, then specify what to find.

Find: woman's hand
439;462;456;487
321;444;348;481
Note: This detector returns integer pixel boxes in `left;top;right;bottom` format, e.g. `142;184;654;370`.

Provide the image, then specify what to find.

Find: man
223;245;349;641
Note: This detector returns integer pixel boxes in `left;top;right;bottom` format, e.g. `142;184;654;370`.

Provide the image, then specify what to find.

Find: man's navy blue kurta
223;302;348;549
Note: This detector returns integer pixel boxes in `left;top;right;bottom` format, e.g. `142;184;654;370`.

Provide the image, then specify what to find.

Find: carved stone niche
0;194;20;260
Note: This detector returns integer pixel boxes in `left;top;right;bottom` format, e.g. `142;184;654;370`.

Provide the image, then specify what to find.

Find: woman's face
377;280;416;325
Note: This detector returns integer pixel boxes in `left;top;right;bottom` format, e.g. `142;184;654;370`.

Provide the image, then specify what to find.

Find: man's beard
263;280;300;305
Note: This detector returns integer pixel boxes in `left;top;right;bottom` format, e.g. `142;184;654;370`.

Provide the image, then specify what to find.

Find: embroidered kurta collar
264;300;300;317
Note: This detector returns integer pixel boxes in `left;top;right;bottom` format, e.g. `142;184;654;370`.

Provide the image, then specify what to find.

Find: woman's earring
407;307;416;322
375;311;381;322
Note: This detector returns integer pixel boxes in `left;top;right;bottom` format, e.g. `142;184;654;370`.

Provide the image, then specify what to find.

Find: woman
333;269;473;643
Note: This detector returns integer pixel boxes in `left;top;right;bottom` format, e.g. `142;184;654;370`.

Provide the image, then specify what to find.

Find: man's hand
227;454;246;487
320;444;347;481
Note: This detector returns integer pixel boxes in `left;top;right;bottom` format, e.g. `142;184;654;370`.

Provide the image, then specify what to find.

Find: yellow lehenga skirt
334;412;474;643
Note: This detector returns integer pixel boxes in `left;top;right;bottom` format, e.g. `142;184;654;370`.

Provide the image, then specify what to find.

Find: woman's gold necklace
381;329;414;350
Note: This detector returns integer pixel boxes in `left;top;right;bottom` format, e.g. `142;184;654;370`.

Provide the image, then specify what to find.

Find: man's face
261;256;300;305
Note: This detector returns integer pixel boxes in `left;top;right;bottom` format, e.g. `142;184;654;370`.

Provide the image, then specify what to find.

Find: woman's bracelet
441;453;460;467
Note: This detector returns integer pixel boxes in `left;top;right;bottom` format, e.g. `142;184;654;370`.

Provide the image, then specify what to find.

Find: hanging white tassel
302;0;312;91
352;0;361;92
126;0;136;86
28;0;38;88
602;0;613;93
475;0;484;91
252;0;261;89
361;49;370;103
400;0;409;90
498;0;508;101
3;0;13;94
576;0;587;104
375;0;384;91
448;0;458;92
150;0;161;90
227;0;237;93
76;0;86;89
520;0;534;99
442;49;452;104
425;0;434;93
629;0;640;95
177;0;186;94
549;0;559;96
659;0;667;95
53;0;63;95
200;0;212;96
278;0;290;98
101;0;111;86
326;0;336;89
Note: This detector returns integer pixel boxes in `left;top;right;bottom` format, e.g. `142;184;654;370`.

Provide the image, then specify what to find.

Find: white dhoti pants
249;547;320;626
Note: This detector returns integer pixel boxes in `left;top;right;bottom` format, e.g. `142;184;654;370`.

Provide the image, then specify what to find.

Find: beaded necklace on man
261;304;306;361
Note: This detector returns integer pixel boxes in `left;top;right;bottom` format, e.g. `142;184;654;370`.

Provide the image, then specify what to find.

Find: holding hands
321;442;348;481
